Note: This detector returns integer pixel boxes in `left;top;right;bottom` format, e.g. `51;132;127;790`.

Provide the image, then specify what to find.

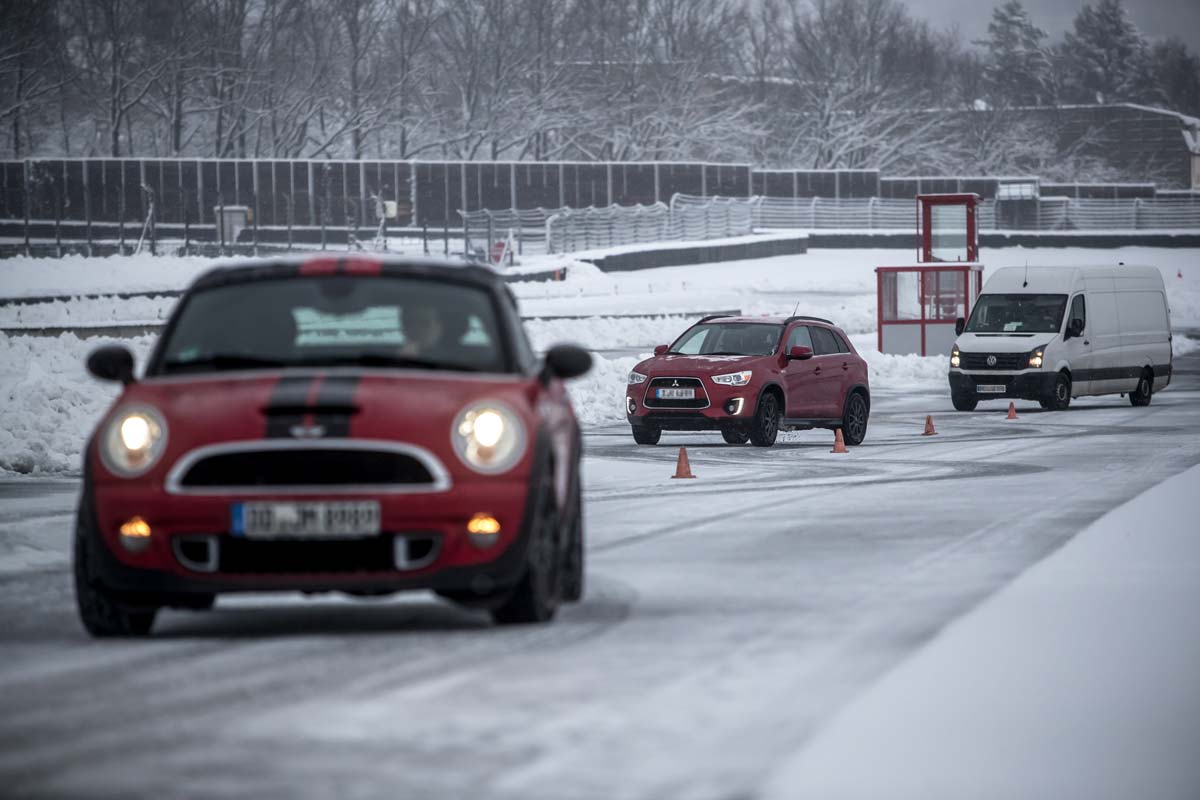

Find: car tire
560;482;584;603
951;392;978;411
631;425;661;445
1044;372;1072;411
841;392;869;446
1129;369;1153;407
749;392;780;447
492;469;561;625
721;429;750;445
74;501;157;637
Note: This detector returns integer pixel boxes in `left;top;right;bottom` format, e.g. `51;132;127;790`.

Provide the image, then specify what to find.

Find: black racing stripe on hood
312;374;361;437
264;374;314;438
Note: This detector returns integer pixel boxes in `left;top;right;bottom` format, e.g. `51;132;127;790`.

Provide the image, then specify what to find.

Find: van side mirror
541;344;591;382
653;344;669;356
86;345;135;385
1066;318;1084;339
787;345;813;360
954;317;965;336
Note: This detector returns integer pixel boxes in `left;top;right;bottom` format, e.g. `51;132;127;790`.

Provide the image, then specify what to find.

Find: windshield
669;323;782;356
964;294;1068;334
155;276;509;374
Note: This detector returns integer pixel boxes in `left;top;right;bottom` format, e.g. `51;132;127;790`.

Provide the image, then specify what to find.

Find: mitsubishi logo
986;355;997;367
289;424;326;439
672;380;680;387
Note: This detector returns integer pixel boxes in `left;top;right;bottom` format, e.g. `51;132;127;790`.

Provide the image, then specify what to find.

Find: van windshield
964;294;1067;334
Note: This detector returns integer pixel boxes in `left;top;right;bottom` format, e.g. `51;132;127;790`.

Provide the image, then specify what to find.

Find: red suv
625;315;870;447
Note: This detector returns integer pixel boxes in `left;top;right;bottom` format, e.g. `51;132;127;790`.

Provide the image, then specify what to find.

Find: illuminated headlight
712;370;752;386
628;371;648;385
101;405;168;477
452;401;526;474
950;348;961;369
1028;349;1044;369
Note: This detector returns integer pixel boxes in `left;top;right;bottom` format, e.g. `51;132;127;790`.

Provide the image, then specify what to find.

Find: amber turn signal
118;516;152;553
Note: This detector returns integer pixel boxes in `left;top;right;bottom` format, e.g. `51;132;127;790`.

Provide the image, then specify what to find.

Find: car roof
189;255;502;292
701;314;836;327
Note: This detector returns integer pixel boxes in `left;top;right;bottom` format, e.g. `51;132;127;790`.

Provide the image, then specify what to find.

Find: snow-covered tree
1057;0;1152;105
976;1;1052;107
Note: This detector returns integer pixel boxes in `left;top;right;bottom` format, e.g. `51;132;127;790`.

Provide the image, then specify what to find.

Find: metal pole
218;194;226;255
54;190;62;258
84;176;93;257
286;194;293;253
22;160;31;256
423;222;429;254
184;203;191;254
443;219;449;255
252;191;259;256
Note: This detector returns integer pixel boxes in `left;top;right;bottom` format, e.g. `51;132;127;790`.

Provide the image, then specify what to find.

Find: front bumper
84;477;539;598
626;381;752;431
949;370;1056;401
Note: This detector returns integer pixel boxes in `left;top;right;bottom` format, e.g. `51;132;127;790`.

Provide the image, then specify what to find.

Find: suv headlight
712;370;752;386
452;401;526;474
101;404;168;477
628;371;648;385
950;348;961;368
1028;349;1044;369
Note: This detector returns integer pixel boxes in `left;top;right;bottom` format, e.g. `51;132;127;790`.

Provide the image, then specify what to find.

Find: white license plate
232;501;381;539
656;388;695;400
976;384;1007;394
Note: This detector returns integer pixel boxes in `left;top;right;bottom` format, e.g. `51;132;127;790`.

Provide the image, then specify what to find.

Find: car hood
101;369;538;479
955;333;1054;353
634;354;770;377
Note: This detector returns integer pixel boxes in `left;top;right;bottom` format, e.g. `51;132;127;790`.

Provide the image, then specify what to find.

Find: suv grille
179;448;434;489
960;352;1027;371
644;377;709;409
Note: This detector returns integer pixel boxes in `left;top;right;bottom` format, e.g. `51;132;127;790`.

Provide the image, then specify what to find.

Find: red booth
876;194;984;356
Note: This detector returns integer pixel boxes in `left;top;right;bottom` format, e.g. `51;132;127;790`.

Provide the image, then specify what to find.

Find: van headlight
712;370;752;386
950;348;961;368
101;405;168;477
1028;349;1044;369
452;401;526;474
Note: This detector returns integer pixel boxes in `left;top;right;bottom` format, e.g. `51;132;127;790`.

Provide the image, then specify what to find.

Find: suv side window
786;325;813;352
1068;294;1086;331
810;326;839;356
832;331;851;353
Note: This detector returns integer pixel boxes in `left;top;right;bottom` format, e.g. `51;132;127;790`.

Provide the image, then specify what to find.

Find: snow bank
761;464;1200;800
0;252;230;298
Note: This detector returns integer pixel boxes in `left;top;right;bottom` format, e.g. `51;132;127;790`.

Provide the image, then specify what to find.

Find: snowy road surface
1;350;1198;799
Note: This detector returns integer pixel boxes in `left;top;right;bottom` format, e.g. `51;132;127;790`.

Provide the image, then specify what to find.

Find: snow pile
0;252;225;299
762;463;1200;800
0;334;154;474
565;354;643;426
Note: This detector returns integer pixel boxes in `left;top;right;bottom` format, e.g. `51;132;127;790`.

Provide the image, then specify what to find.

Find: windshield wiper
162;354;291;372
704;351;746;356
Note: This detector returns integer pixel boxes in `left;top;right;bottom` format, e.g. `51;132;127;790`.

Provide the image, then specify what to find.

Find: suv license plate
656;388;695;400
232;501;381;539
976;384;1007;394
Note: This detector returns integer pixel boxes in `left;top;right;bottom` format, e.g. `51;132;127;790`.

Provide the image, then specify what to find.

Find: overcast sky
902;0;1200;52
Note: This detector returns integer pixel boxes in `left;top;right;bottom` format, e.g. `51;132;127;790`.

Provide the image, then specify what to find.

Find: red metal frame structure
876;193;984;356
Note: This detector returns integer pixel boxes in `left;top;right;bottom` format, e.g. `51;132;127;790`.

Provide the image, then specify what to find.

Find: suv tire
749;392;780;447
721;429;750;445
841;392;869;446
631;425;661;445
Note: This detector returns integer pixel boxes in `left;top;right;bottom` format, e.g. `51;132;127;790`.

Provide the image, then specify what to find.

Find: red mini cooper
74;256;591;636
625;315;870;447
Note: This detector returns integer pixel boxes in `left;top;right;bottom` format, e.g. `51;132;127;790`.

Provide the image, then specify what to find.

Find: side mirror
954;317;965;336
653;344;669;356
87;345;135;385
787;345;814;361
1066;318;1084;339
541;344;592;382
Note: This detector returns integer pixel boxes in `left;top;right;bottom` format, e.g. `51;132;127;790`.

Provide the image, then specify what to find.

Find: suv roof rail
698;314;733;323
785;315;834;325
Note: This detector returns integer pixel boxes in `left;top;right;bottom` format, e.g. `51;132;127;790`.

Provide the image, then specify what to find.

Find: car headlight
101;404;168;477
452;401;526;474
628;371;648;385
950;348;961;368
712;370;752;386
1028;349;1044;369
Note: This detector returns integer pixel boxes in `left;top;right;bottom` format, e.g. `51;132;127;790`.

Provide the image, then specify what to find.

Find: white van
948;265;1172;410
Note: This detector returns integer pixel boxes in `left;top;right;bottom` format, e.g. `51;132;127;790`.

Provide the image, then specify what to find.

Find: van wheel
951;392;977;411
749;393;780;447
1045;372;1072;411
1129;369;1153;407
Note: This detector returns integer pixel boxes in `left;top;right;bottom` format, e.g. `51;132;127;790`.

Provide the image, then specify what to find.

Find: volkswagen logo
986;355;997;367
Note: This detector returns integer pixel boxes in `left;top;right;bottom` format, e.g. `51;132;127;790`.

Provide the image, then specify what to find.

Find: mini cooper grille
218;536;405;574
644;377;709;409
179;449;434;488
960;352;1027;371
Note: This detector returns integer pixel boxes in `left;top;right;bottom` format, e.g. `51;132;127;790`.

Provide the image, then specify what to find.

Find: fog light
119;516;152;553
626;397;636;415
467;513;501;548
724;397;745;416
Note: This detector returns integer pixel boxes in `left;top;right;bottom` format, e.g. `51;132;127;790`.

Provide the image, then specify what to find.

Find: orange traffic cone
1006;401;1018;420
672;447;696;479
923;415;937;436
831;428;849;453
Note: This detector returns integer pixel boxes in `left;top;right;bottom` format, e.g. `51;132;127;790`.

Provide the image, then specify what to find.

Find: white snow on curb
760;464;1200;800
